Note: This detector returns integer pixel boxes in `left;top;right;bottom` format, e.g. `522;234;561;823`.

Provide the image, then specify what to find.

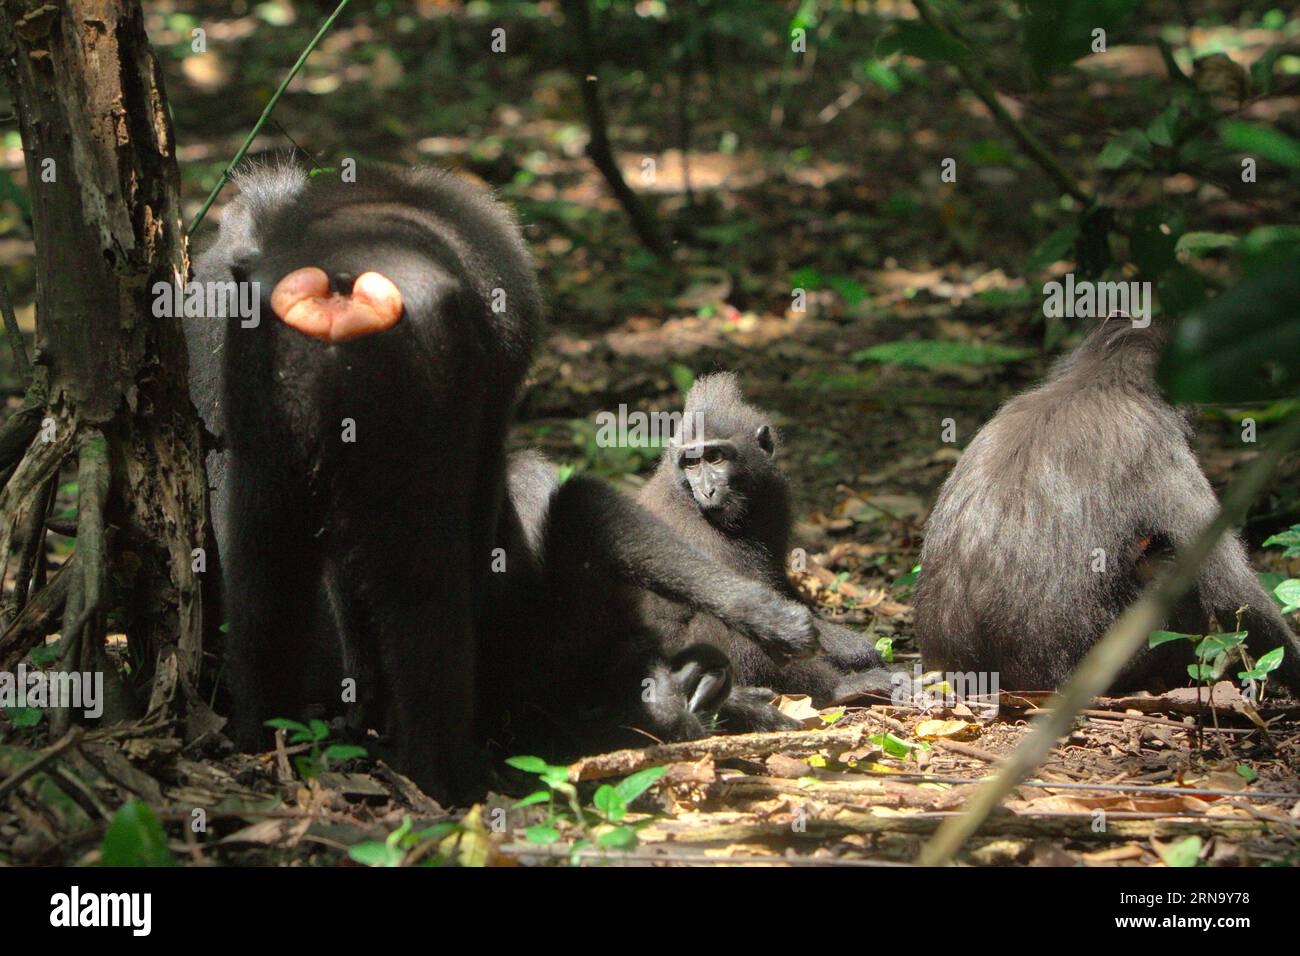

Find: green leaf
1156;835;1202;868
612;766;667;805
1251;43;1287;95
819;709;845;726
568;838;592;865
1240;227;1300;271
1219;120;1300;169
1096;128;1152;171
1259;570;1288;603
1175;232;1237;257
1274;579;1300;613
877;22;967;63
593;785;627;823
1262;524;1300;558
976;286;1034;308
859;59;901;93
966;138;1015;166
540;766;573;789
100;801;176;867
669;363;695;396
264;718;310;735
525;824;561;845
597;826;639;850
1158;253;1300;402
1025;224;1079;273
322;744;367;763
29;642;60;666
868;732;920;758
827;275;868;306
512;790;551;809
308;719;331;742
1022;0;1139;76
4;707;42;727
385;817;413;849
875;636;894;663
1242;646;1286;682
1195;632;1246;659
348;841;403;867
1235;763;1258;783
851;339;1034;369
1146;107;1180;148
1148;629;1197;647
790;266;824;290
505;755;551;774
410;822;459;842
894;565;921;589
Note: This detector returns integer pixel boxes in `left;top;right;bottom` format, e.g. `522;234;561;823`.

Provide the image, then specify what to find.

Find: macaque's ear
755;424;775;456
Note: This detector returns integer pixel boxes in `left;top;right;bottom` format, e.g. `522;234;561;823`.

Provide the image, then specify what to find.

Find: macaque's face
674;425;774;529
676;440;736;514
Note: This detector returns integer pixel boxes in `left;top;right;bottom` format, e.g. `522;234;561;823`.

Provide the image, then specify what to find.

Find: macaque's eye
682;457;701;471
704;448;724;465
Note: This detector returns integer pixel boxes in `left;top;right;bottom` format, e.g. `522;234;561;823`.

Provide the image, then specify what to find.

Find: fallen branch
931;738;1002;763
644;809;1286;846
568;725;875;782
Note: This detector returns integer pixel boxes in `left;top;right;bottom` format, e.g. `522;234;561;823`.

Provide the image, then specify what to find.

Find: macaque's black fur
477;450;812;755
914;317;1300;693
636;374;902;703
185;162;541;798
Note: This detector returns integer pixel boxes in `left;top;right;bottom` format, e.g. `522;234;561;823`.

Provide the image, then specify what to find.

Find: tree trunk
0;1;211;735
559;0;670;260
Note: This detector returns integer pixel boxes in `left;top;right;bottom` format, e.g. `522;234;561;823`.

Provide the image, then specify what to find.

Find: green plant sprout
506;755;666;861
1147;628;1284;691
1262;523;1300;614
263;718;367;780
348;816;460;868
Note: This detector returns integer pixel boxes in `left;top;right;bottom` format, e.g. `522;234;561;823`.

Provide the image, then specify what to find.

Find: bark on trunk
0;0;211;735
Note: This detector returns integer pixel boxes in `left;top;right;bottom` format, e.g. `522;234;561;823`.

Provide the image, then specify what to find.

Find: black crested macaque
914;317;1300;693
636;374;902;703
477;450;816;755
185;162;542;798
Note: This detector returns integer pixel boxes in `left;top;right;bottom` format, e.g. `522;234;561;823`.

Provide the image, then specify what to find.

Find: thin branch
911;0;1092;206
0;276;31;383
188;0;353;234
559;0;670;259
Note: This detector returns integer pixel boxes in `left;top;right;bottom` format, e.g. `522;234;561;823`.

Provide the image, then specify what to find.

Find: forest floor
1;2;1298;865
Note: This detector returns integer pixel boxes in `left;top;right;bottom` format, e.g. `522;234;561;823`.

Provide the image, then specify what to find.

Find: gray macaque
636;374;904;704
914;317;1300;692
